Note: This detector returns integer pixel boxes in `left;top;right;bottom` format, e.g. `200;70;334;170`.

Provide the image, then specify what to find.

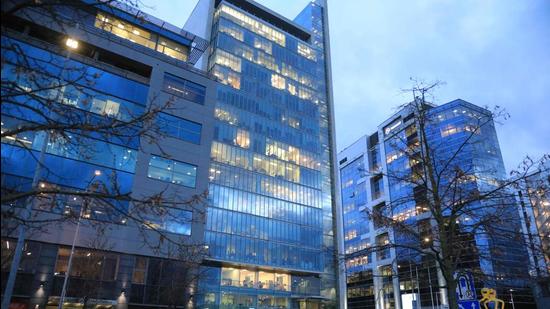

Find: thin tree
1;0;209;306
358;80;549;309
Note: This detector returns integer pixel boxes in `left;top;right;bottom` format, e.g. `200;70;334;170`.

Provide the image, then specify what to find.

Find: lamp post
1;36;79;309
509;289;515;309
57;169;101;309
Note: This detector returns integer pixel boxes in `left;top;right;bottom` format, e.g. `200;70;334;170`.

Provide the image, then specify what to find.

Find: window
148;155;197;187
133;257;148;284
220;267;290;291
143;207;192;235
235;129;250;148
441;124;459;137
212;65;241;89
219;19;244;41
156;38;188;61
94;12;189;61
376;233;390;260
213;49;241;72
297;42;316;61
158;113;202;144
254;37;272;54
163;74;206;104
218;4;286;46
54;248;118;281
271;74;286;90
95;12;156;49
384;117;402;135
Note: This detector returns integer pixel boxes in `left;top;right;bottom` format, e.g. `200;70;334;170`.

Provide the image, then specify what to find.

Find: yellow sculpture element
480;288;505;309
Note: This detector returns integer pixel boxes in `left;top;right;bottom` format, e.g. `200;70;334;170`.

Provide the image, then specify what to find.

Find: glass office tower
186;0;340;308
338;99;532;309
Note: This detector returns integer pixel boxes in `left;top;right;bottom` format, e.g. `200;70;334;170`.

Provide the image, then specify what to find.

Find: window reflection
148;155;197;187
163;73;206;105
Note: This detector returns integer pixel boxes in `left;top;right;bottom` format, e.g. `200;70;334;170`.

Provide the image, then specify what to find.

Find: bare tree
356;80;549;309
1;0;209;307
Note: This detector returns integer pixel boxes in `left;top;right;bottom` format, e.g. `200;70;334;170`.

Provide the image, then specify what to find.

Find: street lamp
58;170;101;309
509;289;515;309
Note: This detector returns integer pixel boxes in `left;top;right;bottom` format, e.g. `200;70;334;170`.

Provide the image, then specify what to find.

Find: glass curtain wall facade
195;0;338;307
338;99;532;309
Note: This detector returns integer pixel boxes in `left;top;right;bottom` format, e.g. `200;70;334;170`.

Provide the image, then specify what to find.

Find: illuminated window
220;267;290;291
95;13;156;49
213;49;241;72
254;37;272;54
441;124;459;137
256;52;279;72
90;98;120;117
218;4;286;46
386;151;403;164
219;19;244;41
235;129;250;148
298;42;316;61
271;74;286;90
94;12;188;61
281;63;298;80
212;65;241;89
298;86;313;100
287;83;297;95
156;38;188;61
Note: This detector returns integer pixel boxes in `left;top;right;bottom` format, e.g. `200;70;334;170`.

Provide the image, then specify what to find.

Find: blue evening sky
141;0;550;173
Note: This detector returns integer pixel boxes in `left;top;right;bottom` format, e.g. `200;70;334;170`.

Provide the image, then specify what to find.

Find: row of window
220;267;290;291
209;184;322;227
214;96;320;153
209;162;321;207
3;63;145;122
205;231;322;271
95;13;189;61
217;5;319;64
217;4;286;46
2;145;135;193
213;34;317;101
211;141;321;188
214;106;320;166
2;37;149;105
2;116;137;173
207;207;322;248
215;31;316;91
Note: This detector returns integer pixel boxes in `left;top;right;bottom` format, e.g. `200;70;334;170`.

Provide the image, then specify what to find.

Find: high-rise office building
338;99;532;309
517;163;550;307
184;1;341;308
1;0;342;308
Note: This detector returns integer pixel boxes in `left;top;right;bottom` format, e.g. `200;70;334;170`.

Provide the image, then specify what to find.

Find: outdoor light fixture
94;170;102;176
65;37;79;49
39;281;46;288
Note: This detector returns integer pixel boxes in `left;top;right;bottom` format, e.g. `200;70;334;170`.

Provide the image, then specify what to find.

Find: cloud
142;0;550;172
